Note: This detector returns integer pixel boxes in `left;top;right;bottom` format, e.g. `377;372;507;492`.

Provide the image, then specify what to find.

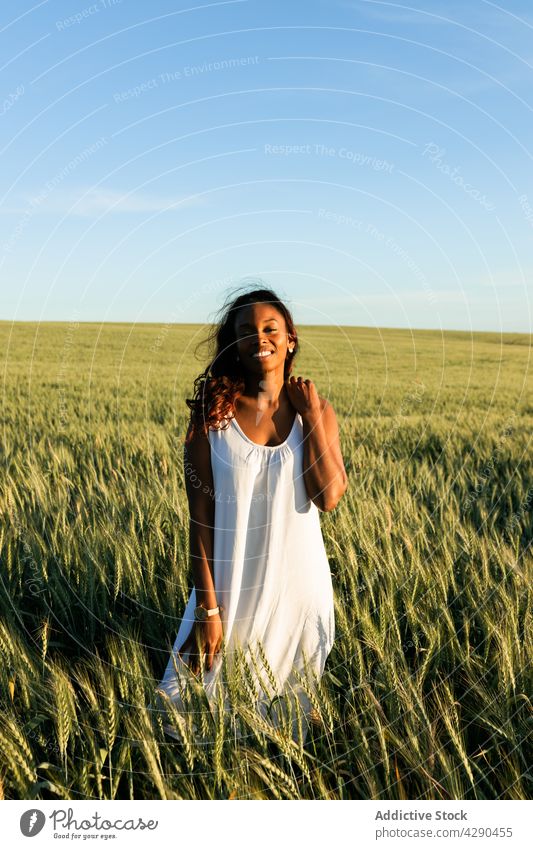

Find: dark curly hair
185;282;299;442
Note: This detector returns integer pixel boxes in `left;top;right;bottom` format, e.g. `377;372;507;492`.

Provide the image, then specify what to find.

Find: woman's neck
242;369;287;404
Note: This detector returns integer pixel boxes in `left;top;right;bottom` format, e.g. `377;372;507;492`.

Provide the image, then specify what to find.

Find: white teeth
253;351;273;358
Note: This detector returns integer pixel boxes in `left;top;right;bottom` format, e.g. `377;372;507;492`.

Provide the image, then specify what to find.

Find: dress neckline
230;411;299;450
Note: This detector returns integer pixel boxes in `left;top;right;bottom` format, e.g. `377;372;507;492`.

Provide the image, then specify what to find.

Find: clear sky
1;0;533;332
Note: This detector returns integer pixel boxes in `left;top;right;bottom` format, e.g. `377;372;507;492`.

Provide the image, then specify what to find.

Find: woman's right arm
183;422;217;609
178;422;223;674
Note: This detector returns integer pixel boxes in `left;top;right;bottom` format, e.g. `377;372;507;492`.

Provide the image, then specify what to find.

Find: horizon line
0;319;531;337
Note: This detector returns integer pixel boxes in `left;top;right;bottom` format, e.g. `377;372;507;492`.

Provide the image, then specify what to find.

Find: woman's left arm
286;377;349;512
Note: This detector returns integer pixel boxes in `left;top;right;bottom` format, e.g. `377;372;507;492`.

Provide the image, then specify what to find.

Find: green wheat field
0;320;531;800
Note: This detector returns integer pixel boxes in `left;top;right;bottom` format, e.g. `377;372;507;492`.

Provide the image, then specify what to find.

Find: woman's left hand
285;375;322;419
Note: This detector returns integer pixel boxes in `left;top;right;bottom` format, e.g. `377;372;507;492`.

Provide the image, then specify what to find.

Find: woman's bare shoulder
183;421;215;508
318;394;335;413
184;419;211;455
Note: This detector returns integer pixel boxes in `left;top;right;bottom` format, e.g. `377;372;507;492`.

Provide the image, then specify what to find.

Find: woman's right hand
177;615;224;675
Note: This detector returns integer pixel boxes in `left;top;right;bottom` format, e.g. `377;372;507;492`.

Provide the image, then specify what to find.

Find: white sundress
156;409;336;744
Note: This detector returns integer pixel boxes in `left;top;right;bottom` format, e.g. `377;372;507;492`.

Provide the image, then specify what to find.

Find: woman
156;286;348;743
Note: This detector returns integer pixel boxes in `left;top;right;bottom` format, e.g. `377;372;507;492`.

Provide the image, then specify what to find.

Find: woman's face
234;303;293;372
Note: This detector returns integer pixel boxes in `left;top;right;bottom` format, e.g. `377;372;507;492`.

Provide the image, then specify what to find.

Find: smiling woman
155;283;348;744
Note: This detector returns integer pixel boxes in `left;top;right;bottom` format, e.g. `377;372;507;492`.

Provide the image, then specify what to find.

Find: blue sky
1;0;533;332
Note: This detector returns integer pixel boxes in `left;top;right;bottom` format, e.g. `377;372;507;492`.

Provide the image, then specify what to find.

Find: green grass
0;320;531;799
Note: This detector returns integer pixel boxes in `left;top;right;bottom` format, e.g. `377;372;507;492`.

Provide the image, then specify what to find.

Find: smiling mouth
252;350;274;358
